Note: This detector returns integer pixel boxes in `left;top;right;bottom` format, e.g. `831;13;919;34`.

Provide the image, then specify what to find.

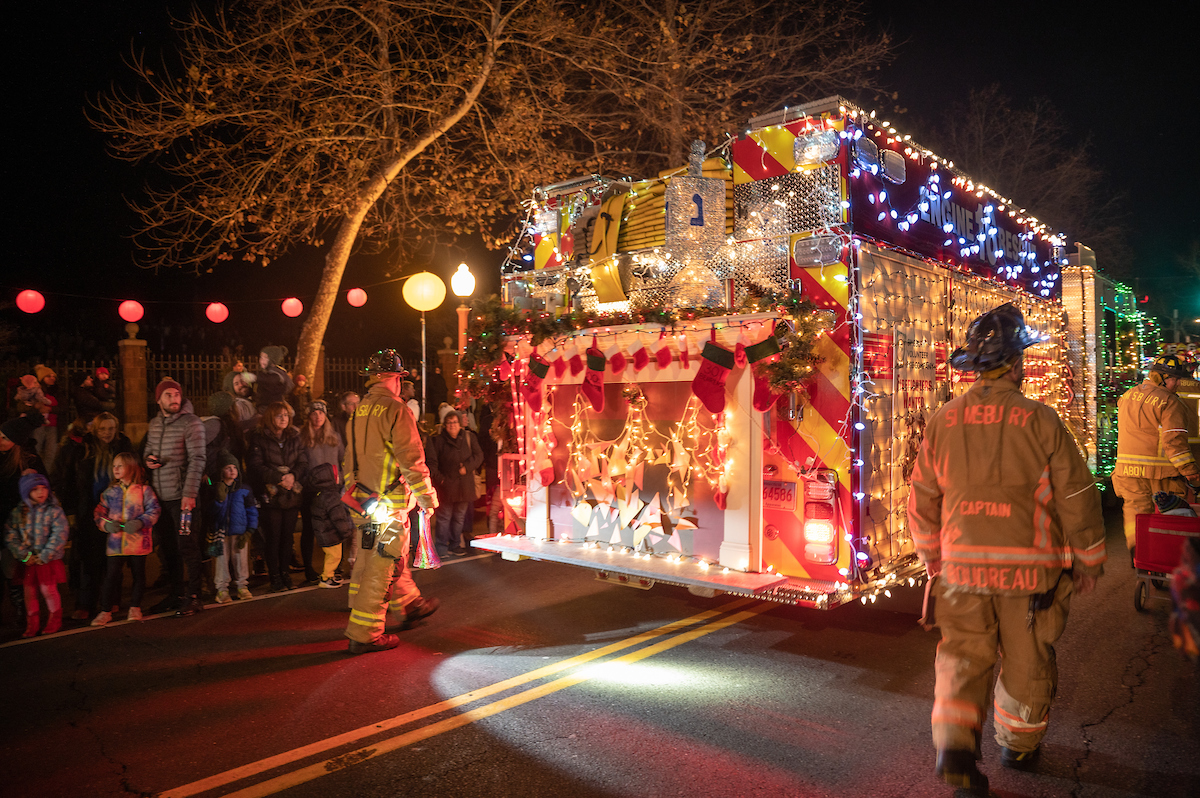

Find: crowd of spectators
2;346;505;637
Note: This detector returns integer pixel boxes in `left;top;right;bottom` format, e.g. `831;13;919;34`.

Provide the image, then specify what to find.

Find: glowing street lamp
451;263;475;359
402;271;447;418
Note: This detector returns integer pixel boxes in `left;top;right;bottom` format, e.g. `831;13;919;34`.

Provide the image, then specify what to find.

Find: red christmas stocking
746;331;783;412
568;345;584;376
523;354;550;413
632;339;650;372
551;352;567;379
582;339;607;412
655;340;673;370
606;344;628;375
692;331;735;414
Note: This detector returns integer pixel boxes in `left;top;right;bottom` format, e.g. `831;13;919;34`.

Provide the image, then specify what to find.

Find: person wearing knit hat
155;378;183;403
143;378;207;616
5;470;69;637
2;408;49;621
1;412;46;450
204;448;257;604
257;346;294;410
299;398;345;585
208;391;235;421
14;375;46;419
93;367;117;413
32;365;61;470
72;373;105;423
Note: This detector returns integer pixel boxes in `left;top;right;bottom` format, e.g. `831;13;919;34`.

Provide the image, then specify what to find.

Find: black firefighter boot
935;749;989;796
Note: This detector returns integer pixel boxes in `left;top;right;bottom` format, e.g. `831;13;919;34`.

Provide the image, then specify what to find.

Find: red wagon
1132;510;1200;612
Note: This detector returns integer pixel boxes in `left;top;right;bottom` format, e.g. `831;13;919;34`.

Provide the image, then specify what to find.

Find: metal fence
149;355;371;416
323;357;372;401
4;354;369;425
3;359;118;427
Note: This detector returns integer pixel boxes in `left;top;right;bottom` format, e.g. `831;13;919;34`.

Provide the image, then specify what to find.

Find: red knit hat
96;367;110;380
155;378;183;402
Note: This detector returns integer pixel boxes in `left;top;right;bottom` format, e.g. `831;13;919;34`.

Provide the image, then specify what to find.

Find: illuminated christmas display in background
451;95;1177;609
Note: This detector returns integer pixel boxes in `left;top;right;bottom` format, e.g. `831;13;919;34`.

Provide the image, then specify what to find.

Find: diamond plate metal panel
733;167;841;241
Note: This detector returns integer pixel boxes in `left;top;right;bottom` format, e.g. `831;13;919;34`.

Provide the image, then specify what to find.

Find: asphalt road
1;507;1196;798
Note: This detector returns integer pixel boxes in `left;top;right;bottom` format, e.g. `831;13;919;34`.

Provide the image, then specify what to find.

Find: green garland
458;290;827;400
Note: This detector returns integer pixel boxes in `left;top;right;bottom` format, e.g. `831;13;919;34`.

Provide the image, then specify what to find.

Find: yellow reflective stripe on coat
943;544;1072;567
1116;453;1175;466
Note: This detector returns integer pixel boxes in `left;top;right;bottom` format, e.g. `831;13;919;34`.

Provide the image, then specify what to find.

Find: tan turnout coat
1115;378;1198;482
907;378;1106;595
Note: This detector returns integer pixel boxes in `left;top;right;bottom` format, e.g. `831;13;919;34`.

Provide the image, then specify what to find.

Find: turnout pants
1112;474;1192;550
344;518;421;644
932;577;1072;755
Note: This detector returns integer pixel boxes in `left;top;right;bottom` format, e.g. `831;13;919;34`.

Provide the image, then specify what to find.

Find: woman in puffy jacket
246;402;308;592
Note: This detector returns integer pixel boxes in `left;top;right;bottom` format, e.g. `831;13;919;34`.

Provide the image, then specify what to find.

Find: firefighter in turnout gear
342;350;440;654
1113;353;1199;557
907;303;1107;795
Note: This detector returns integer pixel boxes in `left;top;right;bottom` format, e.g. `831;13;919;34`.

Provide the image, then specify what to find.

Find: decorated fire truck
467;95;1111;608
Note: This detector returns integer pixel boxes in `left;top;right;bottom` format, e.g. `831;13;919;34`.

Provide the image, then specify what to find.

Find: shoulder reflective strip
1162;428;1189;433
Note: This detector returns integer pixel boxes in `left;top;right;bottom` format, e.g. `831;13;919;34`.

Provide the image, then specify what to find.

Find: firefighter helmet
361;349;408;376
1149;353;1195;380
950;303;1044;373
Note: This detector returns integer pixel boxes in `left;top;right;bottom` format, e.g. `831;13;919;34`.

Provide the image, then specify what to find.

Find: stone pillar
119;323;149;446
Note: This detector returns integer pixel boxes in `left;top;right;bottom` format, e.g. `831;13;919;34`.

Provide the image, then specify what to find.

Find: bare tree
570;0;893;169
92;0;601;379
917;85;1131;276
92;0;892;379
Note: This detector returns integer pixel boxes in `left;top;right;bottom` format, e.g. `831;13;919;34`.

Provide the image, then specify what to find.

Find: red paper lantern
281;297;303;317
118;300;145;323
16;290;45;314
346;287;367;307
206;302;229;323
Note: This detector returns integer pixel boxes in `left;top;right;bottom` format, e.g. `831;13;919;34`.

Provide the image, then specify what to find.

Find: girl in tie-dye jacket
91;453;160;625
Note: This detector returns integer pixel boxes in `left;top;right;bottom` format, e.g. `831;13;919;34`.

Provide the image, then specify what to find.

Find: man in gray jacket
144;379;207;616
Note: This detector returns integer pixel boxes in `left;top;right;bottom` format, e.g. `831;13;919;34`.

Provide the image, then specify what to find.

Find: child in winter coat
205;451;259;603
91;453;161;625
4;473;69;637
307;462;353;588
13;375;48;418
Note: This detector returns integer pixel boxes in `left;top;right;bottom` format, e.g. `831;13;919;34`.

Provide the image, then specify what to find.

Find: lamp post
451;262;476;361
402;271;447;419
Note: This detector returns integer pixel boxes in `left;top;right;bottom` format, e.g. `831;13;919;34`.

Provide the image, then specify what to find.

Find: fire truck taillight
802;469;839;565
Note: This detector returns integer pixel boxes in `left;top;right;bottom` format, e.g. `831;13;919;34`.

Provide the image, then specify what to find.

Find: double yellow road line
162;598;770;797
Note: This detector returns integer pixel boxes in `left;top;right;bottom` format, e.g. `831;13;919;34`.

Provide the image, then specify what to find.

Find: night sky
3;1;1197;359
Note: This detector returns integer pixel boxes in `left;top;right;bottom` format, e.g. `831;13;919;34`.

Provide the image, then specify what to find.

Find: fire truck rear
471;95;1106;608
